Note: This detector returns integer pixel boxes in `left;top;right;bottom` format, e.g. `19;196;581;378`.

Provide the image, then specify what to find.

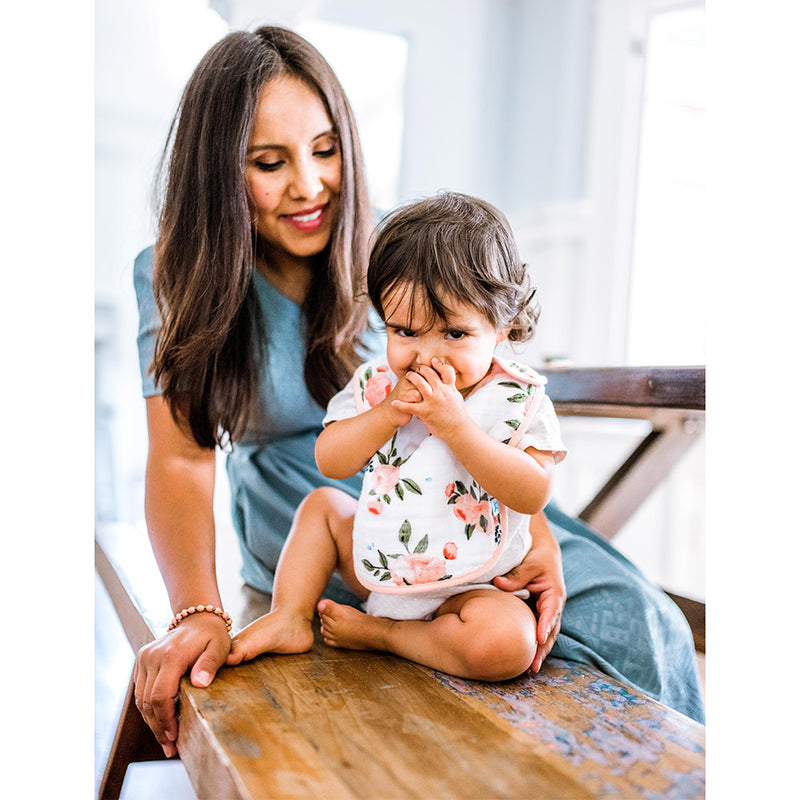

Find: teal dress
134;247;704;723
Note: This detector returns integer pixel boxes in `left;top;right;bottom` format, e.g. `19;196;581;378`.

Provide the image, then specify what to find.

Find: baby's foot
227;609;314;665
317;599;392;651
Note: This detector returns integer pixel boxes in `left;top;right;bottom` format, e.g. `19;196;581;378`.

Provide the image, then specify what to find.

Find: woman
132;26;703;759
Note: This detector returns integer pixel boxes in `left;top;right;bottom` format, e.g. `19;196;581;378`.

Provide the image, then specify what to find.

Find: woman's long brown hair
151;27;372;448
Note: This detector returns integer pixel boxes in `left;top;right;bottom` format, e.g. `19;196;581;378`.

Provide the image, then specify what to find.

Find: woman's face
245;75;342;266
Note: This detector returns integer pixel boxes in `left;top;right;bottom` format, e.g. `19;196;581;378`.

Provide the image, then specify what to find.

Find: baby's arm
393;360;555;515
458;437;555;515
315;377;421;479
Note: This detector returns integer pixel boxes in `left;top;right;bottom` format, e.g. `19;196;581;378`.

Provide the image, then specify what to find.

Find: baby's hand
394;359;467;439
384;374;422;426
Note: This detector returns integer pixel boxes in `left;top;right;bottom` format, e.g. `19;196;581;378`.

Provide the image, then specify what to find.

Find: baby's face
382;284;508;395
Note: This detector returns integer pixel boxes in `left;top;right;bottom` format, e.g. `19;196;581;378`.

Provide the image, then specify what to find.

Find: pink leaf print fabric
364;371;392;406
447;480;498;539
453;495;492;529
390;553;447;586
371;464;400;495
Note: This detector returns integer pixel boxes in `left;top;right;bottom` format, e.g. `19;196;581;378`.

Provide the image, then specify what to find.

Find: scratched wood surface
97;522;705;800
178;634;704;799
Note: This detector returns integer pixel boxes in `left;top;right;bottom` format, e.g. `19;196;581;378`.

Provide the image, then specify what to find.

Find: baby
229;191;566;680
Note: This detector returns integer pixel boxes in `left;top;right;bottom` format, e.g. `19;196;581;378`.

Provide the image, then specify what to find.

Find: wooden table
97;521;705;800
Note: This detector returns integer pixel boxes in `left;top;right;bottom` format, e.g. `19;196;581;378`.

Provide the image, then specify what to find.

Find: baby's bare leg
228;487;366;663
318;590;537;681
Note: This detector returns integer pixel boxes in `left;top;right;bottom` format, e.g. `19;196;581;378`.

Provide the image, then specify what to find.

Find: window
626;4;706;364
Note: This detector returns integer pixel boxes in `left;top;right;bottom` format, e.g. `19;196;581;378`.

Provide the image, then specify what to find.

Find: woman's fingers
134;646;181;757
493;561;538;592
532;617;561;672
530;588;564;672
147;666;181;755
494;544;566;674
133;618;232;757
190;634;232;687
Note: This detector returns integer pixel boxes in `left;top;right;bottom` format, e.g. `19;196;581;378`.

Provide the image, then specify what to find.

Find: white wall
95;0;229;520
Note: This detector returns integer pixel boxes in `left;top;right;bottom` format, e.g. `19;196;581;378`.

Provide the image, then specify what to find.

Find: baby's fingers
403;369;431;395
392;400;416;418
431;358;457;386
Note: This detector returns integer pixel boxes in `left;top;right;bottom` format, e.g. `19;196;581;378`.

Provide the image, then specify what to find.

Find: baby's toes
226;643;243;665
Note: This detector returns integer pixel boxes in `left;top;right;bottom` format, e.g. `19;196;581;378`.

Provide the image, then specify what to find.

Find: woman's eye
314;146;338;158
254;160;282;172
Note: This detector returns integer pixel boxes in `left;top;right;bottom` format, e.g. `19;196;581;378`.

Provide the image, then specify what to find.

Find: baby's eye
446;330;467;340
397;329;416;338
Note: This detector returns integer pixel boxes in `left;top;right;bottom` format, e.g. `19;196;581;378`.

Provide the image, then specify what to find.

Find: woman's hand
493;512;566;672
133;614;232;757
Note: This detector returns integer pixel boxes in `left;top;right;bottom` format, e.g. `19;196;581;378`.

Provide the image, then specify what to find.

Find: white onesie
323;356;566;620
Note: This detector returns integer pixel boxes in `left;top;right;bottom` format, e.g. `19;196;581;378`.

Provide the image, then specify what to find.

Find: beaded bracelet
167;605;233;633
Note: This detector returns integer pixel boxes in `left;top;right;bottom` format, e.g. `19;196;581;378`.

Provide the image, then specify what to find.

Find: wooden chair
96;365;705;800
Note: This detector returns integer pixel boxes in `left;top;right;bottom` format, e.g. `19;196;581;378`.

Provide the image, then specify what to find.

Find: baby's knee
303;486;346;508
299;486;352;522
462;598;537;681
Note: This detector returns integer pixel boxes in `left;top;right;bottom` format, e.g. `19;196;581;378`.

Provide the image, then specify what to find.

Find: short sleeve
322;370;361;426
133;246;161;397
517;393;567;463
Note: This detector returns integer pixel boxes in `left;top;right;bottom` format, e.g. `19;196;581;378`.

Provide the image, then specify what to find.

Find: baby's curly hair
367;191;539;342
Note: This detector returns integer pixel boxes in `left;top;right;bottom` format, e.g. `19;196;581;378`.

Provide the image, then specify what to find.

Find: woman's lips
282;204;326;231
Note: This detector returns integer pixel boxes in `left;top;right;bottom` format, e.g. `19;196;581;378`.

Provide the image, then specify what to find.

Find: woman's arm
143;396;219;608
133;396;231;757
493;511;566;671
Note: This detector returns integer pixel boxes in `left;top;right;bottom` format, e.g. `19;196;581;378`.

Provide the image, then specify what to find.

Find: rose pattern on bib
361;518;452;586
446;479;502;543
361;364;393;407
364;431;423;515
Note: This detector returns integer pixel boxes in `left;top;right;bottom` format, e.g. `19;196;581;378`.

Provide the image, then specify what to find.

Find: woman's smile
282;203;328;231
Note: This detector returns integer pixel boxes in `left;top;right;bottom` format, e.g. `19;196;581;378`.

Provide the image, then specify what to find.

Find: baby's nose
414;346;436;367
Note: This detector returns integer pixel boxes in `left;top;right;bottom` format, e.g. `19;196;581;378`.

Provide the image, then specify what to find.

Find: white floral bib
351;357;548;595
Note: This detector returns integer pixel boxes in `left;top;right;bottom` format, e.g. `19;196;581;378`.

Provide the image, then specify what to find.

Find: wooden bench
543;365;706;652
96;366;706;800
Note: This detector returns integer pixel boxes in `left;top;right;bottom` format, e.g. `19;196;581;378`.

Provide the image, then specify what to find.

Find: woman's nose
289;157;323;199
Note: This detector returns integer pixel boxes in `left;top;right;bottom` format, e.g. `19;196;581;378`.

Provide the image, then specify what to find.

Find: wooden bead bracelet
167;604;232;633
